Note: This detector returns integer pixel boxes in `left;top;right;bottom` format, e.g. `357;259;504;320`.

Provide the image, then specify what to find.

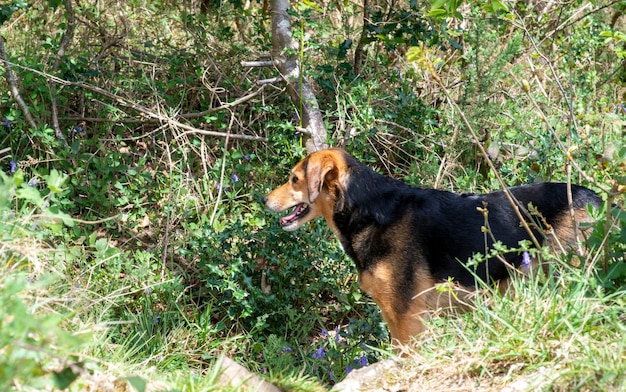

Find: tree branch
241;60;275;67
7;61;267;142
179;86;265;119
0;35;38;131
49;0;76;145
270;0;327;152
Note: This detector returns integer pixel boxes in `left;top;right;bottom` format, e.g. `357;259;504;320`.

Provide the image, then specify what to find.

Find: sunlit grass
399;256;626;391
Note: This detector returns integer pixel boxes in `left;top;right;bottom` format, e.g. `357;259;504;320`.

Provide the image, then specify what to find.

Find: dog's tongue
280;204;304;226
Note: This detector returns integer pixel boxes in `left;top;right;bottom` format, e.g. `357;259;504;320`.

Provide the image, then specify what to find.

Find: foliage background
0;0;624;390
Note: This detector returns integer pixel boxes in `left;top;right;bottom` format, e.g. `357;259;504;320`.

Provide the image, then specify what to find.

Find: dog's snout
261;195;268;205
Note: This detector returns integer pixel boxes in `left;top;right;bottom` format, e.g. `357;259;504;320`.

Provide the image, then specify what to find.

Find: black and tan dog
263;148;600;346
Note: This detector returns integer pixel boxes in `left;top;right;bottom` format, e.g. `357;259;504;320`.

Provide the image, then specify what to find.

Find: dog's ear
305;153;337;203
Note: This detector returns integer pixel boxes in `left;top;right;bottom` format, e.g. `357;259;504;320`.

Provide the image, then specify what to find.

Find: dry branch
7;62;267;142
0;35;38;131
180;86;266;119
48;0;75;145
241;60;275;67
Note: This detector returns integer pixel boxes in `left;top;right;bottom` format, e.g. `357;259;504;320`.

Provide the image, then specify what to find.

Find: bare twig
0;147;11;160
0;36;38;130
241;60;275;67
415;59;543;249
210;114;235;226
257;76;284;85
62;85;268;124
48;0;76;145
374;119;446;148
511;11;577;133
174;128;267;142
555;0;624;34
179;86;266;119
507;72;608;193
7;61;267;142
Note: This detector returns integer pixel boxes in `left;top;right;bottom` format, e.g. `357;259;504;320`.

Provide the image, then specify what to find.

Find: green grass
1;175;624;391
411;263;626;391
1;0;625;390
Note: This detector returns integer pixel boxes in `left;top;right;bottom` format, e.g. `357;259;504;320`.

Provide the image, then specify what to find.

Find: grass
0;0;625;390
1;205;624;391
378;259;626;391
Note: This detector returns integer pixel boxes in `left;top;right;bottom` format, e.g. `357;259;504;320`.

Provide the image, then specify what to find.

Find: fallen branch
257;76;284;85
174;128;267;142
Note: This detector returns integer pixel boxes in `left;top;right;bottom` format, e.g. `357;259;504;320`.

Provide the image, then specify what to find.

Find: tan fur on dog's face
263;149;347;233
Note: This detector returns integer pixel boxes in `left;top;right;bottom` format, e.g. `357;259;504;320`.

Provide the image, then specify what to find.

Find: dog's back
413;183;601;286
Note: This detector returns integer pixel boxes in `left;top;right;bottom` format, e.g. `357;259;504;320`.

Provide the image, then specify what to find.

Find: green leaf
15;186;44;208
231;150;243;160
46;205;74;227
125;376;147;392
46;169;68;194
430;0;448;10
491;0;509;12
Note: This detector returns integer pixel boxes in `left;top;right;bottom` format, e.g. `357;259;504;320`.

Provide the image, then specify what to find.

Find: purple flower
329;368;335;382
312;347;325;359
9;160;17;173
28;178;37;187
522;251;532;267
321;328;328;337
346;365;353;373
145;287;152;295
359;356;368;367
282;346;293;353
232;173;240;183
244;153;251;161
72;125;84;135
3;117;10;128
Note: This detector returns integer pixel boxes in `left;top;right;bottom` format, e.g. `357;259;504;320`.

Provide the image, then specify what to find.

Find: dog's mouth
280;203;310;228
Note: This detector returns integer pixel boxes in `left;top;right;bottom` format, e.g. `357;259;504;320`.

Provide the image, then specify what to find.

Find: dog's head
263;148;348;231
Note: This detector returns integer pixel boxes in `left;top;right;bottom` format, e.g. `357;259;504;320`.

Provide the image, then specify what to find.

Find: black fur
332;152;601;287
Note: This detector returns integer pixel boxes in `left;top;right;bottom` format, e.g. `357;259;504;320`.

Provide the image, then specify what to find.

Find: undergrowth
405;259;625;391
0;0;624;391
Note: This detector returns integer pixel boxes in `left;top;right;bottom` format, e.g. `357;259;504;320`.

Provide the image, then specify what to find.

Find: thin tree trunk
270;0;327;153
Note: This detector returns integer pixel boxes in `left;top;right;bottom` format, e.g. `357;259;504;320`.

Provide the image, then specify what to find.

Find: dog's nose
261;196;268;205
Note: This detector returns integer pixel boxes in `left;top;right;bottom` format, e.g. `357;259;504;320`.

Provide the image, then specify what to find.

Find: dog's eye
291;176;299;184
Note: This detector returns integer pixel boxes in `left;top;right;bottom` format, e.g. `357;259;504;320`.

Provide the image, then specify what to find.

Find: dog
262;148;601;346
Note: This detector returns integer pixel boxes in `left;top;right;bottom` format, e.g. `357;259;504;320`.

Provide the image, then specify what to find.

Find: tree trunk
270;0;327;153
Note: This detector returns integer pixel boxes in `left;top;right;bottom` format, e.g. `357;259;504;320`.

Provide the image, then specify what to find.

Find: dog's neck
329;163;415;271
